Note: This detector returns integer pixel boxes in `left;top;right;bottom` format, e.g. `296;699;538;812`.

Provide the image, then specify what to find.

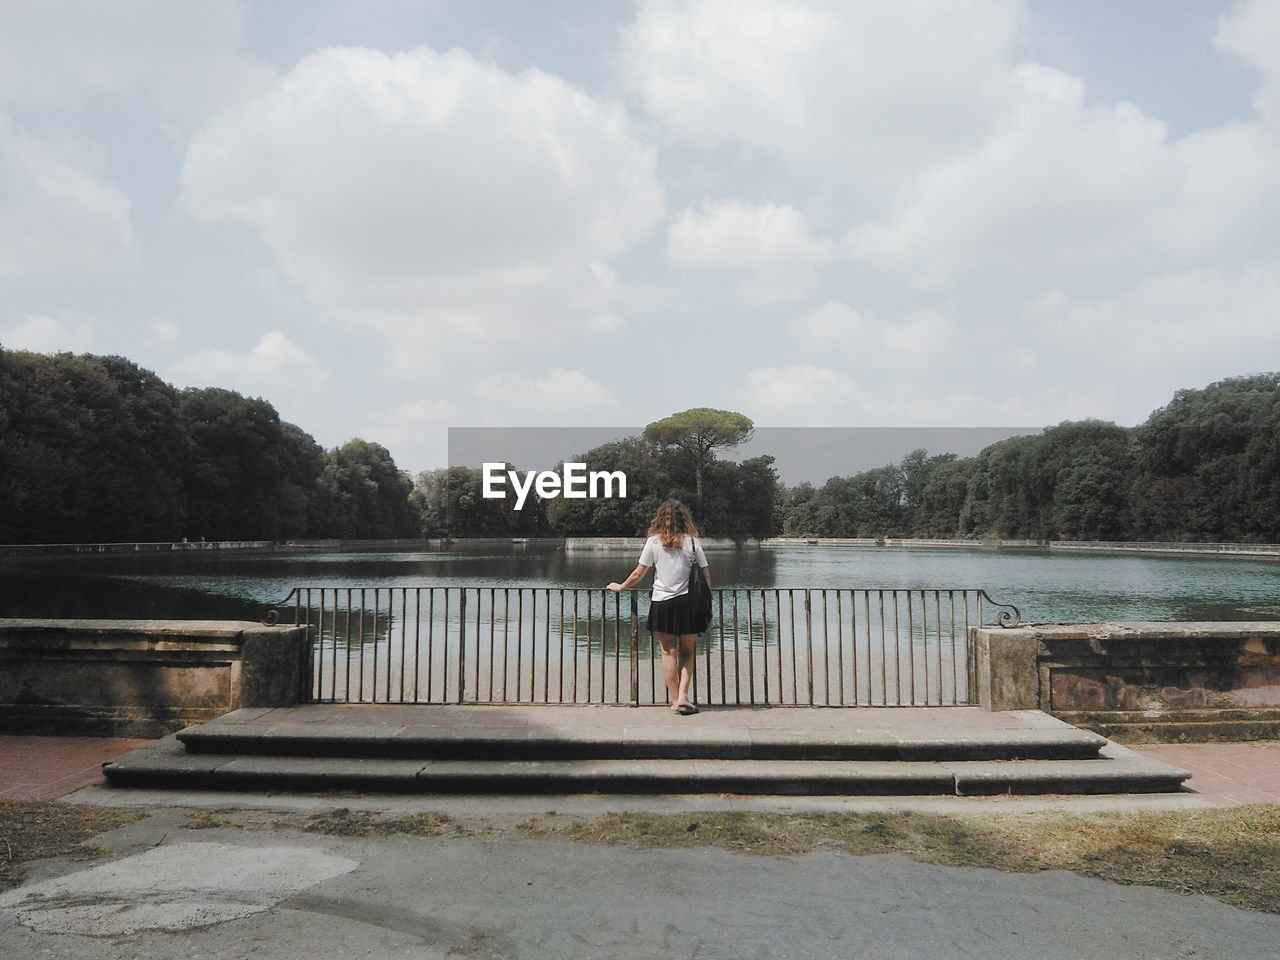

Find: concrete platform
176;715;1110;761
101;704;1192;799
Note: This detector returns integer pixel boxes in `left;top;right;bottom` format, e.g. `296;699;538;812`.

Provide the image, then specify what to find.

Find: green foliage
179;387;304;540
717;455;783;542
644;407;754;514
775;376;1279;543
912;454;968;537
1132;373;1280;541
957;421;1135;540
316;439;419;539
643;407;754;453
0;347;418;543
0;351;191;542
418;430;779;542
412;464;547;538
4;349;1272;546
543;438;660;537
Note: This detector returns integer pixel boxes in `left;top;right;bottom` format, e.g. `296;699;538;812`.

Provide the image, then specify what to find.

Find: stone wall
0;619;307;737
972;622;1280;741
565;537;754;550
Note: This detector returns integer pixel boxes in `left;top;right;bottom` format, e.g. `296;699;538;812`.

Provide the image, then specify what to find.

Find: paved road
3;812;1278;960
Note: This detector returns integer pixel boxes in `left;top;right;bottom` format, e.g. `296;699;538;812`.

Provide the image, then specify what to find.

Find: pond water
3;541;1278;625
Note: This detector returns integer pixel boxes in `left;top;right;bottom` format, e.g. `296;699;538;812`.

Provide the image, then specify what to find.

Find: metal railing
267;587;1021;708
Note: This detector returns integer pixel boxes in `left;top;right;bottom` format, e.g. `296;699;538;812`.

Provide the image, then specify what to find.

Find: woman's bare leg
675;633;697;707
657;633;681;706
658;633;699;710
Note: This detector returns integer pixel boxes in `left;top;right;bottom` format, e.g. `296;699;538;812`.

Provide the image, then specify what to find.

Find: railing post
457;588;467;704
629;590;639;707
296;589;310;702
804;589;814;706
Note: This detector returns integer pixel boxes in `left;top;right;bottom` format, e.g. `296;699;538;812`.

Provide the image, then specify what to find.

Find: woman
607;499;711;715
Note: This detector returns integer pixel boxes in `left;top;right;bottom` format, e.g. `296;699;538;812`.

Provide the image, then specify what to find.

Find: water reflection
3;541;1277;625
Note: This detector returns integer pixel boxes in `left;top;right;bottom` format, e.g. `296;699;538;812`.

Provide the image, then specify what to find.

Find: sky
1;0;1277;477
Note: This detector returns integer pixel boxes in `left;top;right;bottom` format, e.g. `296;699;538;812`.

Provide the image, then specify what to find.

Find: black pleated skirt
646;590;707;635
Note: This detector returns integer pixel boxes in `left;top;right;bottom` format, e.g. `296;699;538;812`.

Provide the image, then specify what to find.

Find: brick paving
0;735;151;800
1132;741;1280;807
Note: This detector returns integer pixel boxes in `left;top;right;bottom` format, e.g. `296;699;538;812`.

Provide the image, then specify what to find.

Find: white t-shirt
638;534;709;601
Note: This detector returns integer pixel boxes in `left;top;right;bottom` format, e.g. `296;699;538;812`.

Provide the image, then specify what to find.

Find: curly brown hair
647;499;699;548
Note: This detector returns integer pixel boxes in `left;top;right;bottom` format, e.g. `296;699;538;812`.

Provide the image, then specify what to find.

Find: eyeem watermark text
482;462;627;511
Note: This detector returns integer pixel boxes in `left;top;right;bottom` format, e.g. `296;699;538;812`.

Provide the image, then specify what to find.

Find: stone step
176;722;1109;763
1069;719;1280;744
1057;709;1280;743
103;737;1188;797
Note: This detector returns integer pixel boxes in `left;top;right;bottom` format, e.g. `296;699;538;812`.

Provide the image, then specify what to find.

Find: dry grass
6;799;1279;915
288;807;459;838
543;806;1280;914
184;809;229;830
0;798;140;892
272;802;1280;913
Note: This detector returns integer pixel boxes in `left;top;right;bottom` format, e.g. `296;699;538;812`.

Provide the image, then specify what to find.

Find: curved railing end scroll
978;590;1022;628
262;588;300;626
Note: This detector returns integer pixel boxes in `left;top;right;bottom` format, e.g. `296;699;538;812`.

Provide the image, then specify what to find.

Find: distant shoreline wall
0;537;491;559
564;537;748;550
1043;540;1280;558
570;537;1280;559
0;540;278;558
4;536;1279;561
766;538;1280;559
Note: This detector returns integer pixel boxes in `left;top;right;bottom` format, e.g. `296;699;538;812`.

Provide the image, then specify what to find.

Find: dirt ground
3;803;1280;960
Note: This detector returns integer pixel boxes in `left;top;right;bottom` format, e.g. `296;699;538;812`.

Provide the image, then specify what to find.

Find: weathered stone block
971;622;1280;741
0;619;307;737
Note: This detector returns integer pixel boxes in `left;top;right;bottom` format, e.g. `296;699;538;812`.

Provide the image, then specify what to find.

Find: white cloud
622;0;1023;181
361;399;460;473
1216;0;1280;119
792;301;957;367
740;362;1094;428
741;365;867;423
361;371;619;473
0;313;94;353
152;320;181;345
0;0;270;117
624;1;1280;285
880;310;955;362
846;44;1280;279
167;330;328;394
667;200;831;302
180;46;663;354
473;369;617;419
0;114;132;276
767;262;1280;430
1022;265;1280;402
792;301;870;347
848;65;1185;276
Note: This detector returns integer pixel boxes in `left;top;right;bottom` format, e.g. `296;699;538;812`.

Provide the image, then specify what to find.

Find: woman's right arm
607;564;649;592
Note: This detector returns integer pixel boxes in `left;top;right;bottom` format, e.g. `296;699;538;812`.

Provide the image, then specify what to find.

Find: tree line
3;347;1275;544
0;349;417;543
782;373;1280;542
414;408;777;540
